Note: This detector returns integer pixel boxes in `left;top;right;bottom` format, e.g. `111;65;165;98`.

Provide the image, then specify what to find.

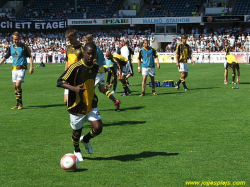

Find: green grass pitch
0;63;249;187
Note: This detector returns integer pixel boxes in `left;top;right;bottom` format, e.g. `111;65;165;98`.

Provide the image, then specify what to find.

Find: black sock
83;128;100;143
72;135;81;152
121;80;129;93
17;89;22;105
105;90;116;103
15;91;19;105
177;78;182;85
181;78;188;89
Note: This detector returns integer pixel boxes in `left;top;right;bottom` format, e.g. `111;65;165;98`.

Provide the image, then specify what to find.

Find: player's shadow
85;151;179;162
156;92;186;95
85;120;146;127
189;87;220;90
101;106;145;111
105;120;146;127
239;82;250;84
66;168;88;172
27;104;65;108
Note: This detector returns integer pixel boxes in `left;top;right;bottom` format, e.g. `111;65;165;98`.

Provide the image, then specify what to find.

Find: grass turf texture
0;63;249;187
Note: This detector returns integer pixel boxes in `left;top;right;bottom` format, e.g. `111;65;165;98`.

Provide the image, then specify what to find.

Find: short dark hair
84;42;96;51
65;28;77;38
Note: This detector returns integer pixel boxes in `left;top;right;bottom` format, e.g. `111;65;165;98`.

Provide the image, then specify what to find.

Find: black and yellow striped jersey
65;43;84;67
57;59;99;116
176;43;191;63
111;54;127;69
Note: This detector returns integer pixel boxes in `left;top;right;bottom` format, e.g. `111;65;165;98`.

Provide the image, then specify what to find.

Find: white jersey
120;46;129;60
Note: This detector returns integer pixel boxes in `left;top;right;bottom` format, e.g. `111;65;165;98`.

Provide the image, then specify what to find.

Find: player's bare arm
156;57;160;69
176;54;179;67
0;57;6;65
138;58;141;73
29;57;34;74
61;83;85;93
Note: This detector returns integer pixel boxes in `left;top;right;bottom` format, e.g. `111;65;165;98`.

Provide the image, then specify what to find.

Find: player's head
105;51;113;60
181;35;187;43
83;42;96;64
65;28;78;45
84;34;94;43
124;40;129;46
143;40;149;48
12;31;20;45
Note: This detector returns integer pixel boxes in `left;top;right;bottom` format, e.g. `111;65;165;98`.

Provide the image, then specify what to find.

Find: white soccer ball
60;153;79;170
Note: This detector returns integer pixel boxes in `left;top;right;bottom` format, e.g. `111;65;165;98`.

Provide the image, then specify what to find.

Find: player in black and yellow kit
64;29;84;103
84;35;121;111
105;51;131;96
175;35;195;91
224;54;240;84
57;42;102;161
0;31;34;109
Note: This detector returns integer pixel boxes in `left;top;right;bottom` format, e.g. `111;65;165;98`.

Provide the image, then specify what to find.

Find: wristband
138;67;141;70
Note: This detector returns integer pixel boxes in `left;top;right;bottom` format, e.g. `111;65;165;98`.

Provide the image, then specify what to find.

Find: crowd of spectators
1;26;250;61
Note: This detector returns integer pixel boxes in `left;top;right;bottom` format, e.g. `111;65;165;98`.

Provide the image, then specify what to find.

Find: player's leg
99;84;121;111
224;69;228;84
120;66;131;96
182;72;189;91
149;68;157;95
80;108;103;154
11;71;19;109
175;63;184;89
126;61;133;86
70;114;84;161
149;75;157;95
112;72;118;93
140;75;147;97
12;70;25;109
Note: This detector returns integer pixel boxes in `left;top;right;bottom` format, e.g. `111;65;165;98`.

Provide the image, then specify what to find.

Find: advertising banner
68;18;131;25
0;21;67;30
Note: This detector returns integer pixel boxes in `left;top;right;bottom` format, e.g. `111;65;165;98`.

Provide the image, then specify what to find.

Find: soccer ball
60;153;79;170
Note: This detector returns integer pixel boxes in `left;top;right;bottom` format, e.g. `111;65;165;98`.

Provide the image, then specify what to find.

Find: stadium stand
17;0;123;21
233;0;250;15
143;0;201;17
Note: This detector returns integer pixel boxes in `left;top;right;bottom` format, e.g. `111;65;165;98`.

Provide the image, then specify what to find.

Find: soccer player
57;42;103;161
64;28;84;103
224;54;240;84
0;31;34;109
105;51;131;96
84;35;121;111
105;59;118;94
138;39;160;97
175;35;195;91
120;40;134;86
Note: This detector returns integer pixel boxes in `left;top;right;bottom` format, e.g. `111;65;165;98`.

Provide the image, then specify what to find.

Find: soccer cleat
139;93;145;97
80;136;93;154
18;104;23;110
127;83;132;86
175;82;180;90
11;105;18;109
152;92;157;95
232;82;236;84
121;92;129;96
114;100;121;111
184;88;190;91
111;90;116;94
74;151;84;161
